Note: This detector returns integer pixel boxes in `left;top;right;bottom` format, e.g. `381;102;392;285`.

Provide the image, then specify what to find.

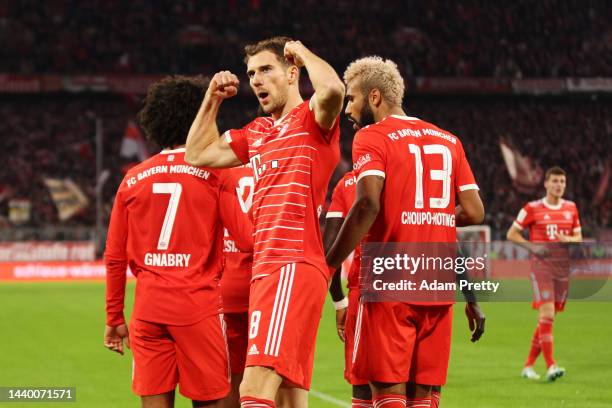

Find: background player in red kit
218;165;254;407
185;37;344;407
104;76;252;407
326;57;484;408
507;166;582;382
323;171;372;407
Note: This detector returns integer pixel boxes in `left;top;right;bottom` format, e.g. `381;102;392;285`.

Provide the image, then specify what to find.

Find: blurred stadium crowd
0;0;611;240
1;95;610;239
1;0;611;77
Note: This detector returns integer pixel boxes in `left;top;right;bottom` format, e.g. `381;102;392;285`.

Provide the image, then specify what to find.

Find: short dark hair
244;36;293;65
545;166;566;180
138;75;206;149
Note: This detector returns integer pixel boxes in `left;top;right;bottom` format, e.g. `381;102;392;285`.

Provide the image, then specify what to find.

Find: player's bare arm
555;231;582;243
465;302;485;342
284;41;345;130
506;224;548;256
219;202;254;253
185;71;242;168
323;216;348;342
327;175;383;270
455;190;485;227
323;217;346;302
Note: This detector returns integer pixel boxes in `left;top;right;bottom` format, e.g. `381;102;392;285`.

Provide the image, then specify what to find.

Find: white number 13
408;144;452;209
152;182;182;250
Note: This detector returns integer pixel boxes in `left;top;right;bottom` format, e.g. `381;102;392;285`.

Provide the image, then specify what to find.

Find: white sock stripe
351;401;373;408
374;398;407;408
273;263;295;356
406;399;431;408
264;265;286;355
374;398;406;407
219;313;231;381
268;265;291;356
352;297;364;364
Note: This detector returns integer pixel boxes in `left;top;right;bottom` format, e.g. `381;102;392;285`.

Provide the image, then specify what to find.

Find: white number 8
249;310;262;339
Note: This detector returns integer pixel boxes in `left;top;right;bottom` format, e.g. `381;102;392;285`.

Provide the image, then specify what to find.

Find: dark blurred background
1;0;611;249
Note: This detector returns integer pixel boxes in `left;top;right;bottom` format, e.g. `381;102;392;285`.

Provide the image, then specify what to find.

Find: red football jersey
105;148;251;326
326;171;360;290
226;99;340;280
513;198;581;243
219;165;254;313
352;115;478;244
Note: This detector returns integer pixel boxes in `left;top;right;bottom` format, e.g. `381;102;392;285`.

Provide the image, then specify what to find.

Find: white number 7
408;144;452;209
152;182;182;250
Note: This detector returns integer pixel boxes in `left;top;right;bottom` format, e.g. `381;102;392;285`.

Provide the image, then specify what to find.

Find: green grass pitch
1;281;611;407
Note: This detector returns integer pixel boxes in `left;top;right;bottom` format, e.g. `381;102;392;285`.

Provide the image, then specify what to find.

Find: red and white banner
0;241;96;262
511;79;566;94
499;139;543;193
120;120;149;162
0;261;134;281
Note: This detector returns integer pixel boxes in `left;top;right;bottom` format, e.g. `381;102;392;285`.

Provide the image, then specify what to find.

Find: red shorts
245;262;327;390
531;271;568;312
224;312;249;375
130;314;230;400
352;302;453;385
344;289;368;386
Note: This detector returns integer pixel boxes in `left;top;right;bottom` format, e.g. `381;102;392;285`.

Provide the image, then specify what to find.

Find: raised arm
284;41;345;130
185;71;243;168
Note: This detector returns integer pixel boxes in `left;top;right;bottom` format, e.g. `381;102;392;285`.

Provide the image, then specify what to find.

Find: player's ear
369;88;382;108
287;65;299;85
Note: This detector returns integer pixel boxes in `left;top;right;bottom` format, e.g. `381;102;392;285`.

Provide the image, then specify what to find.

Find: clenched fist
207;70;239;100
284;40;309;67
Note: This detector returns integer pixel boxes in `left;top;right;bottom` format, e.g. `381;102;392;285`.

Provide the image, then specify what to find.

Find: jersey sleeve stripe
459;183;479;191
573;227;582;232
357;169;386;182
325;211;345;218
512;221;524;230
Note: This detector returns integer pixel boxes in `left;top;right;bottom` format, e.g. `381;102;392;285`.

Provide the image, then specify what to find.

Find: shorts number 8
249;310;262;339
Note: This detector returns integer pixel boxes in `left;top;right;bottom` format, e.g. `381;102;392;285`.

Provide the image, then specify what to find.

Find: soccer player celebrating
219;165;254;407
185;37;344;408
325;171;486;408
326;57;484;408
507;166;582;382
104;76;252;408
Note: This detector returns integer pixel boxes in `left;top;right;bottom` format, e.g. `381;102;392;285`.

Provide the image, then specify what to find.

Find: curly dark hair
138;75;207;149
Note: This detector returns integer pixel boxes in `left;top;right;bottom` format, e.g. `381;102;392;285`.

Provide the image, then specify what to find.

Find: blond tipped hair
343;56;405;106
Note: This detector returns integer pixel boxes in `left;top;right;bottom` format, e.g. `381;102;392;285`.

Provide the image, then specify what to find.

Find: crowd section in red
1;96;609;238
